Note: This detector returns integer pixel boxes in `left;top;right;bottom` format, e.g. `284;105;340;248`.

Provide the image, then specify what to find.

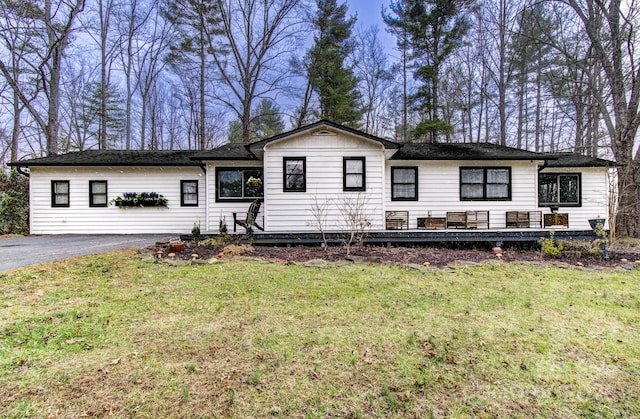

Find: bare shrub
308;193;330;250
336;193;372;255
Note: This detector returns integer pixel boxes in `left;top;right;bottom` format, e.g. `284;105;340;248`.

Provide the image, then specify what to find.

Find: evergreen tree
80;82;126;149
306;0;361;127
385;0;470;142
228;99;285;143
0;170;29;235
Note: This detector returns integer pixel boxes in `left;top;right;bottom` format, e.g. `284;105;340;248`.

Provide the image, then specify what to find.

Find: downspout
537;159;549;173
201;162;209;232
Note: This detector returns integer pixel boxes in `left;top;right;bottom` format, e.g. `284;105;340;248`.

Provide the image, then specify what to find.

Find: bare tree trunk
534;60;542;152
210;0;302;145
97;0;111;149
402;36;408;142
516;62;525;149
117;0;156;149
199;15;206;149
45;0;60;156
476;82;485;143
124;7;135;150
11;90;20;162
497;0;508;146
296;79;313;128
0;0;85;156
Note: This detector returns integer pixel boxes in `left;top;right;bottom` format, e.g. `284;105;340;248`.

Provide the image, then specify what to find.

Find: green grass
1;249;639;417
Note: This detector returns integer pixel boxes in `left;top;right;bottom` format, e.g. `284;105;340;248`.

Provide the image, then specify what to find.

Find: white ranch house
10;120;614;236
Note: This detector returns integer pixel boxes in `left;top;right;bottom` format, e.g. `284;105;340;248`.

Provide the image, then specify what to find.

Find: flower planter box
113;200;167;208
111;192;168;208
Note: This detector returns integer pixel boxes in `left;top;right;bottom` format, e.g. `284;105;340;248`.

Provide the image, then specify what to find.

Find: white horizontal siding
262;131;386;232
539;167;611;229
385;160;542;229
29;167;206;234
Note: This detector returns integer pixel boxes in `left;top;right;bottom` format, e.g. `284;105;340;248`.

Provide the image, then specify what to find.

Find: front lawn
1;250;639;417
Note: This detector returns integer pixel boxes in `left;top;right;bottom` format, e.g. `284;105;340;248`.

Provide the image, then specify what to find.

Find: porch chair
233;199;264;233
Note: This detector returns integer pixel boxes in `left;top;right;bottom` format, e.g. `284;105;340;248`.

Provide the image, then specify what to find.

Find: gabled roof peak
248;120;400;150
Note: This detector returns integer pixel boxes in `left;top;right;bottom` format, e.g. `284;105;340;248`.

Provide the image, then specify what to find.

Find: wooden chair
506;211;542;228
446;212;467;228
233;199;264;232
544;213;569;228
468;210;489;229
385;211;409;230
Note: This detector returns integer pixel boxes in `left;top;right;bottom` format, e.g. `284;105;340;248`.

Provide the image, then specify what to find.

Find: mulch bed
160;241;640;270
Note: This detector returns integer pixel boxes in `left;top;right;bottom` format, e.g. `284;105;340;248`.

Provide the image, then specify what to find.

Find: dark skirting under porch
184;229;600;247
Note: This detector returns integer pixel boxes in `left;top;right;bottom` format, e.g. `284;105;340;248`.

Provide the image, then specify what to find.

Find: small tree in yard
0;170;29;235
308;193;330;250
337;193;372;255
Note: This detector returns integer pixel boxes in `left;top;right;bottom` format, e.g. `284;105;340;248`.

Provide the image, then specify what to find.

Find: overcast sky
348;0;397;52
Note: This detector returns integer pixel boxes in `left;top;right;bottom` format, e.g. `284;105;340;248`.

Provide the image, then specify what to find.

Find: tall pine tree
386;0;469;142
306;0;361;127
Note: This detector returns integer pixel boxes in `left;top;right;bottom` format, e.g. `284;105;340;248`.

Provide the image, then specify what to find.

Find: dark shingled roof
192;143;257;160
544;152;616;168
8;132;616;169
248;119;400;151
8;150;202;167
391;142;549;161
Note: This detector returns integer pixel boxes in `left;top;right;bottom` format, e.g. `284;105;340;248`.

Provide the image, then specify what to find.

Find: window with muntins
538;173;581;206
181;180;199;206
216;168;263;202
89;180;108;207
460;167;511;200
284;157;306;192
52;180;70;207
391;167;418;201
343;157;366;191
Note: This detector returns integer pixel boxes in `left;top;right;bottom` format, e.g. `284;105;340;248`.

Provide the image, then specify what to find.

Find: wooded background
1;0;639;236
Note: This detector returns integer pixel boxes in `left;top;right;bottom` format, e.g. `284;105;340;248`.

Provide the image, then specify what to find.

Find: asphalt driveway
0;234;172;272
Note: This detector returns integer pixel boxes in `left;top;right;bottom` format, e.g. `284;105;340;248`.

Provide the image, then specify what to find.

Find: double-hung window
89;181;108;207
538;173;581;207
181;180;199;206
460;167;511;200
216;168;263;202
51;180;70;207
343;157;366;191
391;167;418;201
284;157;306;192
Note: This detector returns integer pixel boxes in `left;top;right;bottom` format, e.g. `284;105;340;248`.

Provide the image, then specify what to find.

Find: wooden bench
233;199;264;232
446;211;489;229
506;211;542;228
417;216;446;229
385;211;409;230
